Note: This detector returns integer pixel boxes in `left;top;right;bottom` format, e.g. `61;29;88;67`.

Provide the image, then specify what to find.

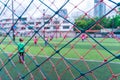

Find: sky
0;0;120;19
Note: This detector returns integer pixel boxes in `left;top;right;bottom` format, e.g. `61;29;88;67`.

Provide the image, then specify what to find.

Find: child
80;33;87;42
50;34;53;41
34;36;38;45
45;36;48;46
18;38;25;64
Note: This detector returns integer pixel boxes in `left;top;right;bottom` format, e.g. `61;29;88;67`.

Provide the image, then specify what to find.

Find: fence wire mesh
0;0;120;80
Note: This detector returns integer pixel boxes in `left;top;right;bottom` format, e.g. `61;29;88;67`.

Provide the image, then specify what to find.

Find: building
0;16;75;38
94;0;106;17
58;9;68;18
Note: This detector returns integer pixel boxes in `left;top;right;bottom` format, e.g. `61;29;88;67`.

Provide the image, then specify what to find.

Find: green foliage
74;15;120;32
99;17;111;28
74;16;94;30
111;15;120;28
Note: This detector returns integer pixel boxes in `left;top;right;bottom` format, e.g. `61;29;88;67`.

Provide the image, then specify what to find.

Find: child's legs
19;52;24;61
21;53;24;61
21;52;24;61
35;42;37;44
19;53;22;62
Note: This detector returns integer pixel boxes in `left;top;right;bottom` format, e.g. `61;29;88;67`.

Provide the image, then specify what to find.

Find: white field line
6;52;120;65
33;55;120;65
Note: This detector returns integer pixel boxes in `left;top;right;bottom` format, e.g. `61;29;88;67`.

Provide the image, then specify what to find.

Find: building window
53;26;57;29
36;22;41;25
21;22;26;25
21;27;26;30
63;20;69;23
28;22;34;25
36;27;39;30
44;27;50;29
63;26;69;29
53;26;59;29
53;21;59;24
28;26;33;30
21;18;27;21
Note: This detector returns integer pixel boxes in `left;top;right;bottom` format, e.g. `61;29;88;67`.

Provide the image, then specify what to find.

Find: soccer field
0;55;120;80
0;37;120;80
1;37;120;61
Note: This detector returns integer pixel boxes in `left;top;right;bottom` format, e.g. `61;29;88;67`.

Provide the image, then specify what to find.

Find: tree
74;15;120;33
112;15;120;28
74;16;94;32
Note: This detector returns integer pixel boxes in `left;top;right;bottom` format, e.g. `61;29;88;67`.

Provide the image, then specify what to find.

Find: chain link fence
0;0;120;80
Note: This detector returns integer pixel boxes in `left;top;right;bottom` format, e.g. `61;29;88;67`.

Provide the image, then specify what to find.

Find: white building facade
0;16;75;38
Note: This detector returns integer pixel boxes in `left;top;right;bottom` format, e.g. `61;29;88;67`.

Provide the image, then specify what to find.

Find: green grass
0;56;120;80
0;37;120;80
1;37;120;61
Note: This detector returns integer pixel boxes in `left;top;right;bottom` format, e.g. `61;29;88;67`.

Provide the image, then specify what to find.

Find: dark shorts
34;41;37;44
19;52;24;56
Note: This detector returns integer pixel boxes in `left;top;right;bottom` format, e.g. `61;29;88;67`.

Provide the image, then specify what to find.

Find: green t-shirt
18;42;25;52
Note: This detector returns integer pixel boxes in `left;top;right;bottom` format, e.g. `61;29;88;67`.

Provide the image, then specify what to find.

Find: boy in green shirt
18;38;25;64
